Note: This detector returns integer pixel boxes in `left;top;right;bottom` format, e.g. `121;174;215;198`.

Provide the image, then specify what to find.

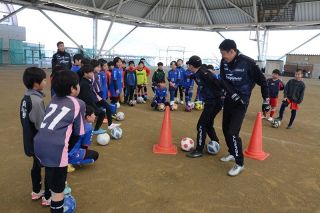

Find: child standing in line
124;61;137;105
135;61;148;103
34;70;85;213
20;67;51;207
151;62;165;93
276;69;305;129
264;69;285;121
109;57;123;105
175;59;185;104
98;59;108;101
71;54;83;73
167;61;179;107
183;66;194;107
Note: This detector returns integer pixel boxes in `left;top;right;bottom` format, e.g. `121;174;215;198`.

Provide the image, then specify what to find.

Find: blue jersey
125;70;137;86
184;69;194;88
167;69;178;90
155;87;167;103
109;67;123;97
71;66;80;72
99;70;108;100
34;96;85;167
176;66;185;86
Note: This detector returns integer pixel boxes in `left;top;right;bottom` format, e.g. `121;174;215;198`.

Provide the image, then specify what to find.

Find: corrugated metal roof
3;0;320;31
295;1;320;21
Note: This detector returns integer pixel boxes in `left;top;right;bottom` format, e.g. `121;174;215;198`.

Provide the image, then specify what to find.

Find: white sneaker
170;101;174;106
41;197;51;206
220;154;235;162
108;123;121;130
31;190;44;200
228;164;244;176
267;117;274;122
180;101;184;105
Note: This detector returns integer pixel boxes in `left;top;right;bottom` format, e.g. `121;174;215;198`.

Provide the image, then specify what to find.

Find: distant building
285;54;320;78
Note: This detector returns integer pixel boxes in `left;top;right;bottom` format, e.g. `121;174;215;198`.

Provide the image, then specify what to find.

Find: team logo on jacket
226;74;242;81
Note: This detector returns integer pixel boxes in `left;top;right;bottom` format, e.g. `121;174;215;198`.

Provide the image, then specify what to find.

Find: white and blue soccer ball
137;97;144;103
115;112;125;121
207;141;220;155
111;127;123;140
271;119;281;128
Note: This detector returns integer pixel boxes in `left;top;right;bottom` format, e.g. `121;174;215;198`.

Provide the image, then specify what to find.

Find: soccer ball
64;195;76;213
116;102;120;109
195;102;204;110
111;127;123;140
96;133;110;145
157;103;166;112
129;100;135;106
171;103;178;111
137;97;144;103
207;141;220;155
180;137;195;151
271;119;281;128
115;112;125;121
188;102;195;109
185;105;192;112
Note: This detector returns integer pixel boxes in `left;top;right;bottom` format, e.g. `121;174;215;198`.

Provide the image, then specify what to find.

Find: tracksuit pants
222;98;248;166
196;99;222;152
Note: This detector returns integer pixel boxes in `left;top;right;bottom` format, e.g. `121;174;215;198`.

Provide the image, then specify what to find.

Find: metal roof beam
97;0;124;57
223;0;255;21
0;5;27;23
278;32;320;59
161;0;173;21
108;26;137;52
100;0;110;9
199;0;213;24
144;0;163;18
105;0;132;11
193;0;201;24
92;0;96;8
38;9;86;54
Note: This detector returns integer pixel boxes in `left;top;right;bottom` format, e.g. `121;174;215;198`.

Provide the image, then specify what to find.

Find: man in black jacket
219;39;270;176
51;41;72;70
186;56;223;158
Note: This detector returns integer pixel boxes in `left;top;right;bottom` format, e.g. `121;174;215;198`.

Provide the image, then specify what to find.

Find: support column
93;16;98;58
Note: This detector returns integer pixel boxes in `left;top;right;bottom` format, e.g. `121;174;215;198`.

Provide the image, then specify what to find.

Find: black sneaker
186;150;203;158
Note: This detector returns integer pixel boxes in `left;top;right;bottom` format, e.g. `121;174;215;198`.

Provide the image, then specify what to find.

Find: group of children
19;41;306;212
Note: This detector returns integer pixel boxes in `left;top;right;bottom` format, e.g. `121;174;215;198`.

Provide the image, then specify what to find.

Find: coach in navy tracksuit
219;39;270;176
186;56;223;158
51;41;72;70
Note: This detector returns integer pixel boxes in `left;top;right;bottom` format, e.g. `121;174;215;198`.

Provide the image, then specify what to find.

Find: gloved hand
282;99;289;107
262;99;271;112
231;93;245;105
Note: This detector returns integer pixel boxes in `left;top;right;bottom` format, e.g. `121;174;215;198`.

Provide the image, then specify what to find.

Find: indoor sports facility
0;0;319;212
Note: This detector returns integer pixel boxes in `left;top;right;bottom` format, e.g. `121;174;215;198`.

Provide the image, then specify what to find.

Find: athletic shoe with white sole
31;190;44;200
267;117;274;122
108;123;121;130
228;164;244;176
220;154;235;162
92;128;106;135
41;197;51;206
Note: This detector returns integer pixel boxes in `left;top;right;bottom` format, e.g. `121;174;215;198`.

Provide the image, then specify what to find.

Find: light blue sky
14;6;320;63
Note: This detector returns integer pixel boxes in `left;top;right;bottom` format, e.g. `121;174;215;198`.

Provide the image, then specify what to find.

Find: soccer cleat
31;190;44;200
186;150;203;158
108;123;121;130
275;117;282;121
267;117;274;122
220;154;235;162
228;164;244;176
92;128;107;135
286;125;292;129
64;184;72;195
41;197;51;206
142;100;146;104
67;164;75;173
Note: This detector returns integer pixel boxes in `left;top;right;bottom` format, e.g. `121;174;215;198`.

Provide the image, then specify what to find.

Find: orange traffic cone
244;112;270;160
153;106;177;155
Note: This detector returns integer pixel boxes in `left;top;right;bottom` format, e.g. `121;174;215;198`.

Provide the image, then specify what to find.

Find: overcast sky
12;6;320;64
